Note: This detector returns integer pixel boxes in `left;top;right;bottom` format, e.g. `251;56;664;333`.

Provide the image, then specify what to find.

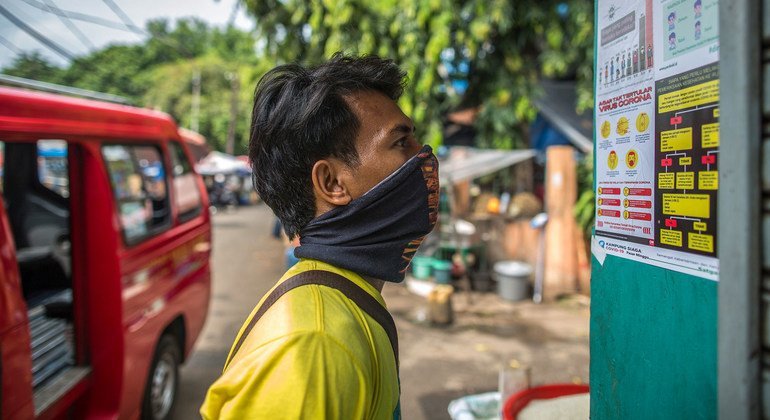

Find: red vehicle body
0;86;211;419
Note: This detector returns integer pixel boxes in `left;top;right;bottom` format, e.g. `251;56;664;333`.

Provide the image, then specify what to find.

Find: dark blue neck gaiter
295;145;439;283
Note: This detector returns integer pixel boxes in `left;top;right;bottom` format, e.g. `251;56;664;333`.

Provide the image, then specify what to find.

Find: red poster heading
598;87;653;112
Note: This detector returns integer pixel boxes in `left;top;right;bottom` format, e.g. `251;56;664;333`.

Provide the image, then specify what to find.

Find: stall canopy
532;80;593;154
439;147;536;184
196;151;251;176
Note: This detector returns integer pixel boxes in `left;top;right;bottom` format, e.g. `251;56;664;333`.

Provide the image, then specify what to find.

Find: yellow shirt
200;259;400;419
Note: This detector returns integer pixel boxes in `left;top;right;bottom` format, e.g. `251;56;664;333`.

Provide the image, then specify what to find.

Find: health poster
596;0;655;95
654;63;719;258
595;0;719;281
595;84;656;246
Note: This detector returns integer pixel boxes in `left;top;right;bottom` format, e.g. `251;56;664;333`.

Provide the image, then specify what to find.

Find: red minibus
0;85;211;419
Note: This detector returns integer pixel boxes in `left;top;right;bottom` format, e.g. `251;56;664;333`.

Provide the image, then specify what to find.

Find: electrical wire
99;0;192;56
101;0;143;34
21;0;143;34
0;34;23;55
42;0;94;50
16;0;193;59
0;3;75;60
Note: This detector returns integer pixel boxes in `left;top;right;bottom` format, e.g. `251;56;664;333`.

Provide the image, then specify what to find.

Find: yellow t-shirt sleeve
200;330;372;420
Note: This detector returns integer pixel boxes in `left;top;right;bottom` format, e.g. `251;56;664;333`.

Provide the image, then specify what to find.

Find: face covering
294;145;439;283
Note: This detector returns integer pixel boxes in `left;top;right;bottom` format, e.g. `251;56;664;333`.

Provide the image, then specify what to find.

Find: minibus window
102;144;171;246
37;140;69;198
168;142;202;223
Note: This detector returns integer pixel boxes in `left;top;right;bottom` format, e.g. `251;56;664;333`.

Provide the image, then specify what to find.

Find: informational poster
594;0;719;280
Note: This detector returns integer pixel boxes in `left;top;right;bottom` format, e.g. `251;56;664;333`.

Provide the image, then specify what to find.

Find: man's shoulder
227;283;376;369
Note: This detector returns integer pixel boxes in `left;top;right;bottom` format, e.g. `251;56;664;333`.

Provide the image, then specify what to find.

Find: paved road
175;204;285;419
174;204;590;419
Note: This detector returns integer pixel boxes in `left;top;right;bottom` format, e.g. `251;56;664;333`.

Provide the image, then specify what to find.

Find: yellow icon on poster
598;209;603;216
623;211;629;219
625;149;639;169
597;187;603;195
616;117;629;136
623;187;630;196
624;199;629;207
636;112;650;132
600;121;611;139
607;150;619;170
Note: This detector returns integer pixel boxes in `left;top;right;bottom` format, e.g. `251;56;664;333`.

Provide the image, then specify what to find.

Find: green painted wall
590;254;717;419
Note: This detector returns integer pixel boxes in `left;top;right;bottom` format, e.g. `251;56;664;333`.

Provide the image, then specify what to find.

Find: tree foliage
242;0;594;149
1;18;261;155
2;2;596;153
3;51;64;83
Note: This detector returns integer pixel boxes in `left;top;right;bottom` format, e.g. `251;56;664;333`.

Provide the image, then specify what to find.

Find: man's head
668;12;675;23
249;54;422;239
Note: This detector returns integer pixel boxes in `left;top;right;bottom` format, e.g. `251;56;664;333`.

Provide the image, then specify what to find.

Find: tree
1;18;263;155
241;0;594;149
61;44;148;97
2;51;63;83
142;54;269;155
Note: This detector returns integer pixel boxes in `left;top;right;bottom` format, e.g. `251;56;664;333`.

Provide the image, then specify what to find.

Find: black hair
249;53;407;239
668;12;676;20
695;20;701;26
669;32;676;39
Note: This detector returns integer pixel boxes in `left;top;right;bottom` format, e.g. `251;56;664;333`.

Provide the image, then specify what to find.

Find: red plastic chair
502;384;590;420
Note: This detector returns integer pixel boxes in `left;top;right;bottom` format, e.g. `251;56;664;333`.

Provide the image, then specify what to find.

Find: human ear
311;159;352;207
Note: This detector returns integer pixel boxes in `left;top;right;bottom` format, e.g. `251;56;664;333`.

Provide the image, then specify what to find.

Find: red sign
661;158;673;167
627;211;651;221
701;155;716;164
626;199;652;209
626;188;652;196
664;218;678;228
598;209;621;217
670;116;683;124
598;187;621;195
599;198;621;206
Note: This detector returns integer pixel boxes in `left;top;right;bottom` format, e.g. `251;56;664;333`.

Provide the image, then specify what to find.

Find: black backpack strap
224;270;399;370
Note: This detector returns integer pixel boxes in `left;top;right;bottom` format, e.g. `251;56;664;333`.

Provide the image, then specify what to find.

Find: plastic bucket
412;256;434;279
493;261;532;301
502;384;590;420
433;260;453;284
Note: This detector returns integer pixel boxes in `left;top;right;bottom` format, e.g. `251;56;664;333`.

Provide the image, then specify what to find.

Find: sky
0;0;254;69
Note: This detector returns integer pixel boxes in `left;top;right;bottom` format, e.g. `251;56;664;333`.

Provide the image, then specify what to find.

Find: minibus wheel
142;334;180;420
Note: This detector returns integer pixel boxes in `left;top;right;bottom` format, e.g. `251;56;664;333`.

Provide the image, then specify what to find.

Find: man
200;54;439;419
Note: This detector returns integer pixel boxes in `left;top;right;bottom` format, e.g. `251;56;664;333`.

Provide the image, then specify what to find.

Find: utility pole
225;71;240;155
191;70;201;133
